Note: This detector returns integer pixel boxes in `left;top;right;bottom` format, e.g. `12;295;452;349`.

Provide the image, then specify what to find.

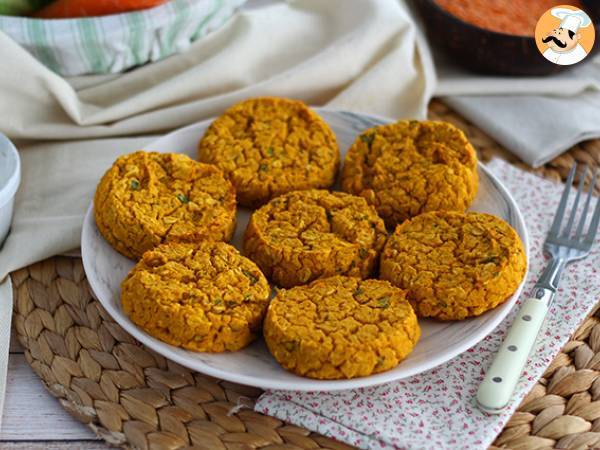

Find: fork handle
477;296;550;414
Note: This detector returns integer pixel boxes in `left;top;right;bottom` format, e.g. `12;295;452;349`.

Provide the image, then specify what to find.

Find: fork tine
585;173;600;245
550;163;576;237
575;168;598;241
563;165;588;237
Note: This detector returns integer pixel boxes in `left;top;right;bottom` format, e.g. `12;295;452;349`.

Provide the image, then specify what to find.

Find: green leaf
130;179;140;190
267;147;275;157
354;288;364;296
259;163;268;172
177;194;189;204
377;296;390;309
242;270;259;285
480;256;499;264
360;133;375;146
284;341;298;352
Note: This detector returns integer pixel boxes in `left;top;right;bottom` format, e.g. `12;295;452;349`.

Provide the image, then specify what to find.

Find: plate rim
81;108;530;391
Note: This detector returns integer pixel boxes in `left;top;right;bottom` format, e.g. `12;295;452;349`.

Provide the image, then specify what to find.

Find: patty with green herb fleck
197;97;339;207
243;189;387;288
264;276;420;379
380;211;527;321
94;151;236;260
121;241;270;352
341;120;478;229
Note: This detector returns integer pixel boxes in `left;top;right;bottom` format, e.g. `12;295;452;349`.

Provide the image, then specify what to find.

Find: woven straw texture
10;101;600;450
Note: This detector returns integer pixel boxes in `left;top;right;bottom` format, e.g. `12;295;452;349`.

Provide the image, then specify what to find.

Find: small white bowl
0;134;20;246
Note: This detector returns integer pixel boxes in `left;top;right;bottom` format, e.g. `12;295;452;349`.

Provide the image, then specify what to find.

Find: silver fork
477;163;600;414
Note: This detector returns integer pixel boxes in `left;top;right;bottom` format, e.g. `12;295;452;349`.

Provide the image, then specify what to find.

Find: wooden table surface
1;328;107;449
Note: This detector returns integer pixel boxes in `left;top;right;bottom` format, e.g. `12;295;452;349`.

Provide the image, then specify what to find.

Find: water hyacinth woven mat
9;100;600;450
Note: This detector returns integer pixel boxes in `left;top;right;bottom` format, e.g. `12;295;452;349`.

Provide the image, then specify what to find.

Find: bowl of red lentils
416;0;600;76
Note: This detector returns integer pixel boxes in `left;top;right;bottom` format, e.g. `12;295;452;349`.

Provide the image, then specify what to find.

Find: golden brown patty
198;97;339;207
264;276;420;379
94;151;236;259
341;120;478;228
244;189;387;288
121;241;270;352
380;211;527;320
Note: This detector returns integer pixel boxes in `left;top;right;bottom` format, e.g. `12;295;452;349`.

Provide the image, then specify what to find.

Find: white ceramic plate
82;109;529;392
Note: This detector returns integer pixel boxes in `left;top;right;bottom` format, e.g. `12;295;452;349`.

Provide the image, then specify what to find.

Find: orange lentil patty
121;241;271;352
341;120;478;229
244;189;387;288
264;276;420;379
198;97;339;207
94;151;236;259
380;211;527;320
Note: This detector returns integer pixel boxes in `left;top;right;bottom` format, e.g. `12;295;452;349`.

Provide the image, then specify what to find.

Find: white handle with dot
476;297;549;414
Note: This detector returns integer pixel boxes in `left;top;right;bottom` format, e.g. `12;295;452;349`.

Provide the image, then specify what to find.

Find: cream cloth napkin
434;51;600;97
255;159;600;450
433;50;600;167
0;0;434;430
0;0;435;281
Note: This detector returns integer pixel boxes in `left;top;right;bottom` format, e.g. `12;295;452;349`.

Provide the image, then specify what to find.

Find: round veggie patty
198;97;339;207
380;211;527;320
341;120;478;228
244;189;387;288
264;276;420;379
94;151;236;259
121;241;271;352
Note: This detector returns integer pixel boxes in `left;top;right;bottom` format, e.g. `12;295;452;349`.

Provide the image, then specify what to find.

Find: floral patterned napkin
255;159;600;450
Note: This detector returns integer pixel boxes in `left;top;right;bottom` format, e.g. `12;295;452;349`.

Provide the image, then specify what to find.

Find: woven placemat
10;101;600;450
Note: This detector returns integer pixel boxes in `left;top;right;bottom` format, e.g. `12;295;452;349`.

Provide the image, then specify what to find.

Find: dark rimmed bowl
415;0;600;76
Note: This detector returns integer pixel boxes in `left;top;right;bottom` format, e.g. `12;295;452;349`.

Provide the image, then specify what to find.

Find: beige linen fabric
0;0;434;427
0;0;434;281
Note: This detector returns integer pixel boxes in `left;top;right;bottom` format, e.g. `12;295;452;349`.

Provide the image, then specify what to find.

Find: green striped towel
0;0;246;76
